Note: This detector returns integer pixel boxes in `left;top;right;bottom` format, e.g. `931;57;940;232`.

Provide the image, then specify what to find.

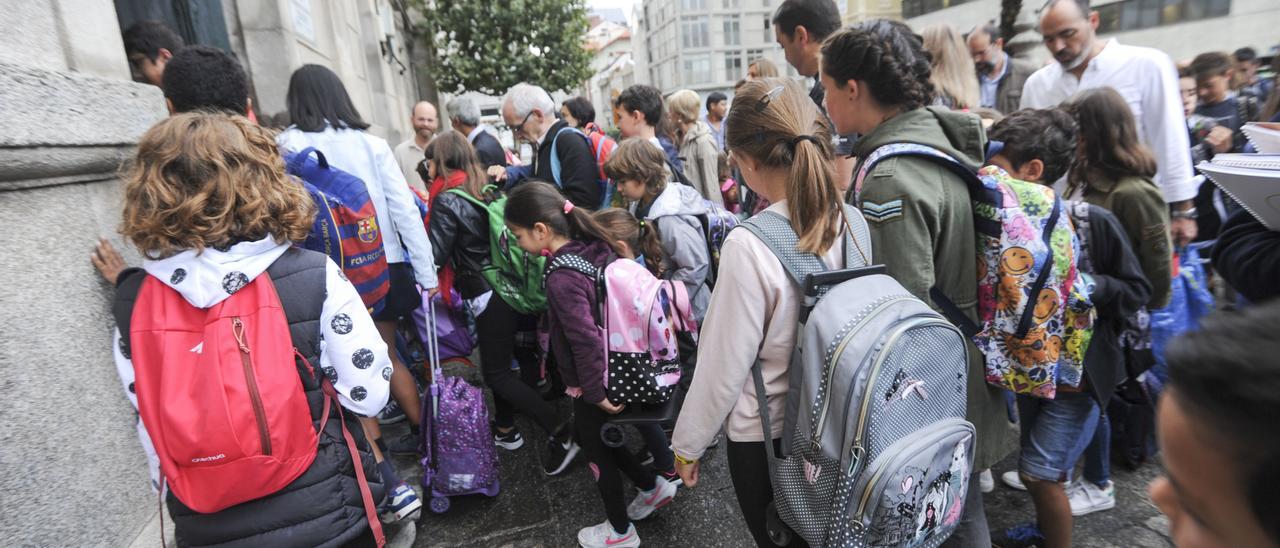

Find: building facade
0;1;421;545
633;0;800;99
903;0;1277;65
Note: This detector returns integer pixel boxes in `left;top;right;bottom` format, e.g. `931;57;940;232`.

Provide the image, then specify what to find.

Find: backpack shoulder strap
549;127;590;189
738;205;863;290
853;143;986;210
545;252;606;327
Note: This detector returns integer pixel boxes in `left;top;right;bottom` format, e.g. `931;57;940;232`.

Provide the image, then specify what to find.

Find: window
684;54;713;84
681;17;710;48
763;16;772;42
722;0;740;7
746;48;765;64
724;50;743;80
681;0;706;10
1095;0;1231;33
723;15;740;46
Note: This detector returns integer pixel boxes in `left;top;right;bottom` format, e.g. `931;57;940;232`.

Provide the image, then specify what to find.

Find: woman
921;23;980;110
667;89;724;204
560;96;595;129
820;19;1013;545
747;58;780;80
276;64;437;456
671;79;869;548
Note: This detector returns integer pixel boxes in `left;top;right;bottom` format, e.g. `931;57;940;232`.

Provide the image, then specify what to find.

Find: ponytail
506;181;623;254
725;79;843;253
594;208;666;276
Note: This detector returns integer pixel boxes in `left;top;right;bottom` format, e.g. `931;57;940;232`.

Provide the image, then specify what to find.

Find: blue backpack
548;127;613;209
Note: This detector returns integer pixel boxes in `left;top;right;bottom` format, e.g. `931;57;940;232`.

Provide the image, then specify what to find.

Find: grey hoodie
633;182;712;321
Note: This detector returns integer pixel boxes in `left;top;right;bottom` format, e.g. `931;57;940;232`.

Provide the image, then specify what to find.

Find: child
505;182;677;548
670;78;870;548
603;139;712;323
424;133;577;475
594;208;682;484
987;108;1153;548
113;112;395;545
717;153;741;214
277;65;437;458
1150;301;1280;548
614;85;684;175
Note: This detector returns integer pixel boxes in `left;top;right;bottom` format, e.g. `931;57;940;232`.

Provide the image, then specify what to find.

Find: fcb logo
357;217;378;243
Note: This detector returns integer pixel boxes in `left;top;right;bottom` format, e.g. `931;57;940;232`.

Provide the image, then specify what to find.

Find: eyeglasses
754;85;786;113
516;110;536;130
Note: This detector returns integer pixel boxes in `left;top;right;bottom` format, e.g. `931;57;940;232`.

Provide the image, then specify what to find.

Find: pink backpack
547;255;697;404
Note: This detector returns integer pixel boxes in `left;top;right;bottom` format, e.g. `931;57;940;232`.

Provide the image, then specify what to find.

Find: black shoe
387;430;421;456
633;448;655;466
992;523;1046;548
543;436;581;476
493;425;525;450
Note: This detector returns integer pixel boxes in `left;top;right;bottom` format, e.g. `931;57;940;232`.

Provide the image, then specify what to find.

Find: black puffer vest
114;247;386;547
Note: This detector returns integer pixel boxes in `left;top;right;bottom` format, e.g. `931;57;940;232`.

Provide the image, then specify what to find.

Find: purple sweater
545;239;614;404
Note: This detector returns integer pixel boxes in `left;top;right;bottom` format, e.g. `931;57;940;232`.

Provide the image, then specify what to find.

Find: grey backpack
742;206;975;547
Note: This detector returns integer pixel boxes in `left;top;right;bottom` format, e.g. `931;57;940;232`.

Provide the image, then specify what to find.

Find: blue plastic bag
1148;246;1215;390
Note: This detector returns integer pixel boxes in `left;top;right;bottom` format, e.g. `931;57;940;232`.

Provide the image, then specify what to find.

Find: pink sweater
672;202;849;460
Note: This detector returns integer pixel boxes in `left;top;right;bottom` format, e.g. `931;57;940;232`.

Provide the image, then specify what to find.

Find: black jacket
1213;209;1280;304
114;248;385;547
429;190;492;299
470;129;508;169
1070;203;1152;407
531;120;602;209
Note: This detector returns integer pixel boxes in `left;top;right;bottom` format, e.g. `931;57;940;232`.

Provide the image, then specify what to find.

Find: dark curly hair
161;46;249;115
820;19;935;112
988;108;1078;183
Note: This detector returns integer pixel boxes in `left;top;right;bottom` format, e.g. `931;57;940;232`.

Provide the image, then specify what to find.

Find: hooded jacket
851;106;1013;470
112;240;390;547
679;121;724;205
545;239;615;404
633;182;712;322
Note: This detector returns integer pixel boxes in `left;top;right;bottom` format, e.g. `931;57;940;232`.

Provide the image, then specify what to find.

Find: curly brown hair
121;112;315;258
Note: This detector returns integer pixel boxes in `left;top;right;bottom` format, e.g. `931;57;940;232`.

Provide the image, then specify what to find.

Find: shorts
372;262;423;322
1017;391;1100;483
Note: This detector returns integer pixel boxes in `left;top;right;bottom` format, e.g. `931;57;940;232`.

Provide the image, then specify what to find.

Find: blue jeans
1017;391;1100;482
1083;412;1111;486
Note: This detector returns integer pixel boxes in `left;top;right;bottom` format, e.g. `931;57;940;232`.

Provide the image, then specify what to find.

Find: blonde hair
667;89;702;126
921;24;980;110
725;78;841;253
121;112;315;258
748;58;780;79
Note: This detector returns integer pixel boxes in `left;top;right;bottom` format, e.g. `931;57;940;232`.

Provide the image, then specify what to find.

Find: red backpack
128;271;385;543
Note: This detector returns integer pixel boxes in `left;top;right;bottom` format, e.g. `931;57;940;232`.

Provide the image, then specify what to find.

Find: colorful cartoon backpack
285;147;390;312
546;254;697;404
854;145;1095;399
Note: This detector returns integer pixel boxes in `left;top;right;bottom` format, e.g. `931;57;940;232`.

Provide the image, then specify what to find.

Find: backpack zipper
810;295;913;453
844;318;958;475
232;317;272;456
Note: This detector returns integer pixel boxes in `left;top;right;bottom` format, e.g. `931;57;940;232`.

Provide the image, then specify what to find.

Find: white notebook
1242;123;1280;154
1208;153;1280;171
1197;161;1280;230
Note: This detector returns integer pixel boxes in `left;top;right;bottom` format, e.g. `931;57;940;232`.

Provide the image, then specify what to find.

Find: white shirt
278;126;438;290
1020;39;1194;203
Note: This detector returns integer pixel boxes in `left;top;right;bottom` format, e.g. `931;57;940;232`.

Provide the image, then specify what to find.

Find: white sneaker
979;469;994;493
1001;470;1027;491
1067;480;1116;516
627;475;677;521
577;521;641;548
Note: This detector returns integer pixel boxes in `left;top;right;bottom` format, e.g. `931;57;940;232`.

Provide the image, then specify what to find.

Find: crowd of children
100;7;1280;548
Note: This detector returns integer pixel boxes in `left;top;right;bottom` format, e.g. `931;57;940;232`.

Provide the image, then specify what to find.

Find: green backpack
446;186;547;314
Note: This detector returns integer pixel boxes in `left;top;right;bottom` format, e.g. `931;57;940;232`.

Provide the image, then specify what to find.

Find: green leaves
408;0;595;96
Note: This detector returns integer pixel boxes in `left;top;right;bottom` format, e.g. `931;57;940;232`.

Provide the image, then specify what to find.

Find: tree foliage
407;0;595;96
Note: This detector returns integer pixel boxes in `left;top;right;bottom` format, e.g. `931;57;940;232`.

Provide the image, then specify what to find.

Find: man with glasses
489;83;602;210
967;23;1037;114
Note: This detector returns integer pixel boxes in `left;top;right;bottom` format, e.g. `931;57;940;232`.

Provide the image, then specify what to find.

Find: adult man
123;21;184;86
447;96;508;170
394;101;439;193
1234;47;1274;102
489;83;601;209
703;92;728;152
773;0;855;190
1020;0;1198;245
967;23;1037;114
